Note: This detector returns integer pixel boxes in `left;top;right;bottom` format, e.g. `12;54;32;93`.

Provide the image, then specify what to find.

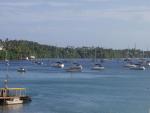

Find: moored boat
91;64;104;70
6;97;23;105
130;64;146;70
17;67;26;72
0;88;31;105
65;63;83;72
51;62;64;68
124;62;137;68
36;61;43;65
146;61;150;66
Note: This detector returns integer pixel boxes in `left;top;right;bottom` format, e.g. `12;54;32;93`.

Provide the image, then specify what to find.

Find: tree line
0;39;149;60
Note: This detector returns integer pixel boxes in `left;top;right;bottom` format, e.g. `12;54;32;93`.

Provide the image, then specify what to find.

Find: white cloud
71;6;150;22
1;1;150;23
80;0;114;2
0;2;38;7
105;7;150;22
0;1;71;7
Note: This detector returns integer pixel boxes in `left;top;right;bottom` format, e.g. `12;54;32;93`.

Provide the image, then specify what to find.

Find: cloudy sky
0;0;150;49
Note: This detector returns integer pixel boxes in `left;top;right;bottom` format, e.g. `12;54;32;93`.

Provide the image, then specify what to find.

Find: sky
0;0;150;49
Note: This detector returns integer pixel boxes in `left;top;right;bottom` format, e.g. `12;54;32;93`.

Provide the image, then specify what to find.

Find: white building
30;56;35;59
0;46;3;51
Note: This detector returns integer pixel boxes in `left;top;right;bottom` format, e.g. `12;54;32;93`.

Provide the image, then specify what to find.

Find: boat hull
130;66;145;70
6;98;23;105
65;68;82;72
92;67;104;70
17;70;26;72
0;96;31;105
51;64;64;68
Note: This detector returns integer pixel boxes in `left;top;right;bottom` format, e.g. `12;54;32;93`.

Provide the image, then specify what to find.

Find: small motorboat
65;63;83;72
91;64;104;70
17;67;26;72
51;62;64;68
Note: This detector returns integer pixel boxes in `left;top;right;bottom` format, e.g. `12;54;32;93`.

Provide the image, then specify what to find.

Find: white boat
5;54;9;66
124;63;137;68
124;58;131;62
38;61;43;65
91;64;104;70
65;63;83;72
51;62;64;68
130;64;146;70
6;97;23;105
17;67;26;72
146;61;150;66
35;61;43;65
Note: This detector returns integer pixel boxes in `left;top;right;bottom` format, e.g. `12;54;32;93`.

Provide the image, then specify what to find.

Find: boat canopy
56;62;62;64
0;88;26;90
95;64;102;66
0;88;27;97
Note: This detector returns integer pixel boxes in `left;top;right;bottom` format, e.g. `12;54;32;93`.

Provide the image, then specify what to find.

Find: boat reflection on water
0;104;23;113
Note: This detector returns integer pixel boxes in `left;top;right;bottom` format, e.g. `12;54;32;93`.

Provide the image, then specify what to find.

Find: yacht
91;64;104;70
51;62;64;68
65;63;83;72
124;62;137;68
130;64;146;70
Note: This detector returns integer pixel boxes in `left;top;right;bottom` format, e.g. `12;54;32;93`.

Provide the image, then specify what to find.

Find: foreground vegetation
0;39;149;60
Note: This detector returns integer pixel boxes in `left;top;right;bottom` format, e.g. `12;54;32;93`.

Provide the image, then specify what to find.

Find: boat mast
94;47;97;62
5;50;9;88
55;44;59;59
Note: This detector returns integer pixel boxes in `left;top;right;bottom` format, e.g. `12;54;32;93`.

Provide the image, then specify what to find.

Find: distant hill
0;39;149;60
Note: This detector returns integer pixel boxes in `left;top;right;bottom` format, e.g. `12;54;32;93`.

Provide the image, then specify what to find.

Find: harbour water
0;59;150;113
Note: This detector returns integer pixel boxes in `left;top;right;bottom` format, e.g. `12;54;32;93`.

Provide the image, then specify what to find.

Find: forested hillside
0;39;149;60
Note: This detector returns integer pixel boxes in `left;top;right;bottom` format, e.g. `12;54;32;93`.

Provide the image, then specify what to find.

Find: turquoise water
0;59;150;113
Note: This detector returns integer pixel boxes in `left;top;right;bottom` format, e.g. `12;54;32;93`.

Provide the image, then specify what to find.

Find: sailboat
129;64;146;70
0;51;31;105
51;46;65;68
17;55;26;72
17;67;26;72
91;48;104;70
5;51;9;66
65;63;83;72
51;61;64;68
91;64;104;70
